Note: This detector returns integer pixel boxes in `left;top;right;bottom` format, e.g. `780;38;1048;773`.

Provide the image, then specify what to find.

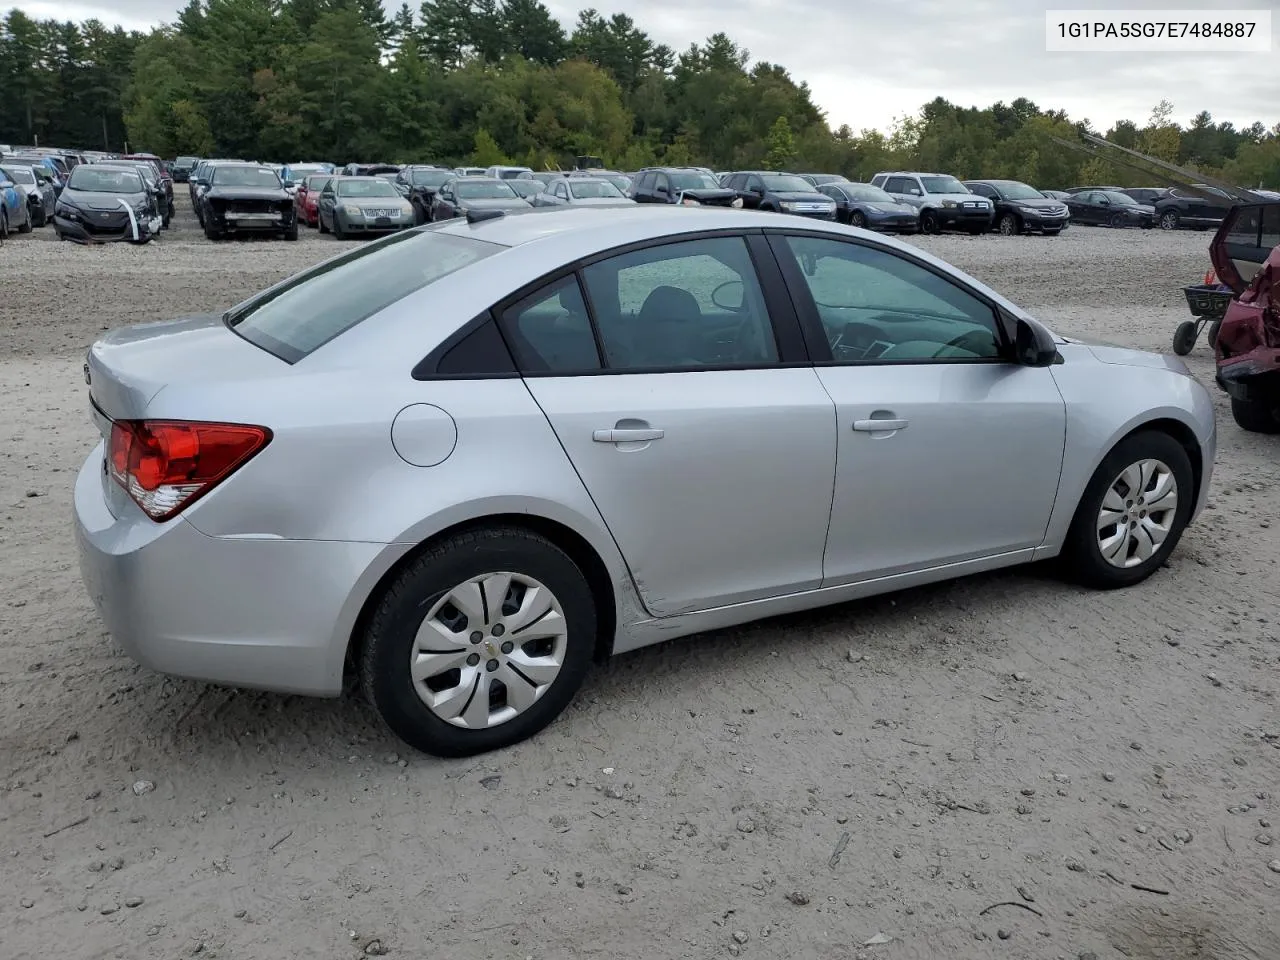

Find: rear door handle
853;418;908;432
593;428;665;443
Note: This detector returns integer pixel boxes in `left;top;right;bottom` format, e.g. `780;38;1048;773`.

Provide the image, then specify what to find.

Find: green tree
470;127;506;164
764;115;794;169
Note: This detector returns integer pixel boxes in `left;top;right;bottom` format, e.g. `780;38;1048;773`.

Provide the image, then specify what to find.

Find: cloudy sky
11;0;1278;133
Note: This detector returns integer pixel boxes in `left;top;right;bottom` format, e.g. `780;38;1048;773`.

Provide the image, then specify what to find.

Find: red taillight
107;420;271;522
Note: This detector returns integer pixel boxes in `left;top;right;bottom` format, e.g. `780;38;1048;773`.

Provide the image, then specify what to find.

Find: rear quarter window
228;231;504;362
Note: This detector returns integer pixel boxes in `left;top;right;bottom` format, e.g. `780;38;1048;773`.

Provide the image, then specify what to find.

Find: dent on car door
767;232;1067;584
498;233;838;617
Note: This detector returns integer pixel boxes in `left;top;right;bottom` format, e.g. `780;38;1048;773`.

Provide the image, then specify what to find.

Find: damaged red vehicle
1211;201;1280;433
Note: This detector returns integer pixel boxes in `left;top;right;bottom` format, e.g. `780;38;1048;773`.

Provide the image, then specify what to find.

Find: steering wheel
936;329;995;357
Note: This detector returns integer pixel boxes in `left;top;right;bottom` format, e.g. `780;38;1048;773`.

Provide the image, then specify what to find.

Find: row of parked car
0;145;176;243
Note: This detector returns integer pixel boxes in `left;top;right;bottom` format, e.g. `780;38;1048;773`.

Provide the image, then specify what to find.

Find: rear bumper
73;446;382;697
1216;355;1280;400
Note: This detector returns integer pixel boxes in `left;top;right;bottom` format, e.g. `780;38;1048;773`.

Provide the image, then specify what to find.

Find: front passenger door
769;233;1066;585
504;234;837;616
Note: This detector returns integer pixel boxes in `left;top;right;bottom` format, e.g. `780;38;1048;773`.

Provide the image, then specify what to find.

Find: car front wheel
998;212;1020;236
361;527;597;757
1061;431;1194;589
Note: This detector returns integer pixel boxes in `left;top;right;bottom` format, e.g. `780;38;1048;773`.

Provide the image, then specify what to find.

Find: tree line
2;0;1278;189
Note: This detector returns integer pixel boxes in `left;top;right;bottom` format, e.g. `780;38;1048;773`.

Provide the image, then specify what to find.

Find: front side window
229;232;502;362
780;235;1003;363
580;236;779;370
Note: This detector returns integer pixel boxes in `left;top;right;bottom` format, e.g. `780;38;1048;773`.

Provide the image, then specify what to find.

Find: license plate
231;212;279;221
370;209;398;218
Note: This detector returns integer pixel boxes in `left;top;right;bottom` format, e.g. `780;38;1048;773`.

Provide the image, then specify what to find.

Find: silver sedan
75;207;1216;757
318;175;416;238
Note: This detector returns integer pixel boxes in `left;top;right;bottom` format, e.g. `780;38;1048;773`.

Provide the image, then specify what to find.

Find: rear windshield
569;179;624;199
410;168;452;186
228;232;503;362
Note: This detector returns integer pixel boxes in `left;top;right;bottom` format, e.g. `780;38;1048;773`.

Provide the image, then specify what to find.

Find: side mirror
1014;317;1059;367
654;184;669;196
749;184;764;195
1098;197;1110;206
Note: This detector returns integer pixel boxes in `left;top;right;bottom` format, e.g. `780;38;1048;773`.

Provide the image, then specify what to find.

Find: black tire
0;210;8;240
34;208;46;227
1108;212;1125;228
204;222;221;241
1207;319;1221;349
1230;397;1280;434
1159;210;1179;231
318;214;329;234
920;209;940;234
1061;430;1194;589
18;209;32;233
998;212;1020;236
333;219;346;240
850;210;867;228
283;220;298;241
360;527;597;757
1172;320;1197;356
412;201;427;226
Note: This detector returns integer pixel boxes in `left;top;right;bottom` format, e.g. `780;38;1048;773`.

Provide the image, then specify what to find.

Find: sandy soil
1;204;1278;960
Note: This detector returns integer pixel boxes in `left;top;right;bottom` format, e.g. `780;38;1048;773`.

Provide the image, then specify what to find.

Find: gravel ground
2;203;1278;960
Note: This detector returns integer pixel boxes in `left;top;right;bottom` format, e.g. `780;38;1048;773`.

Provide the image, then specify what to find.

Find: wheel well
343;514;619;689
1121;418;1204;505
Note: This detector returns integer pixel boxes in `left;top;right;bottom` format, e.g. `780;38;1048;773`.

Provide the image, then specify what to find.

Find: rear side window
1261;205;1280;251
228;232;504;362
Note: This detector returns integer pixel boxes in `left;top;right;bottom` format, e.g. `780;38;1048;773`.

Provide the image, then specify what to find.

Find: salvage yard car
0;162;49;227
74;207;1216;758
199;163;298;241
816;180;919;232
870;171;993;234
54;164;161;244
428;176;532;221
1211;200;1280;432
317;175;416;238
963;179;1070;236
1063;189;1157;229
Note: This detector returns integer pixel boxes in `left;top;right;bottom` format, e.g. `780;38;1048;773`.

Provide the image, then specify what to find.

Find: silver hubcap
1000;215;1015;234
1096;459;1178;568
409;573;567;729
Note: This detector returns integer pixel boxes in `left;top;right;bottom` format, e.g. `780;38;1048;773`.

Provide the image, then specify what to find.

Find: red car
296;173;333;227
1211;200;1280;433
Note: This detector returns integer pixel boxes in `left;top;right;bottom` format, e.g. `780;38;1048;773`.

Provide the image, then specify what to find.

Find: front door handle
853;418;908;432
593;427;665;443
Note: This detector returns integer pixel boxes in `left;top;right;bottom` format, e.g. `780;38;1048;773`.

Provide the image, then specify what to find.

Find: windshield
338;179;399;198
603;174;631;191
669;172;721;190
290;164;327;178
175;156;197;165
67;166;144;193
304;175;333;191
456;180;518;199
1;165;35;184
569;180;624;199
229;233;502;362
1103;191;1138;205
212;166;282;188
920;175;969;195
995;182;1044;200
761;174;816;193
509;180;544;197
410;169;452;187
846;184;895;203
497;168;532;179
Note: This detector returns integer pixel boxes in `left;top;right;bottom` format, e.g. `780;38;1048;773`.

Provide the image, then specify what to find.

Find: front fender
1035;347;1216;557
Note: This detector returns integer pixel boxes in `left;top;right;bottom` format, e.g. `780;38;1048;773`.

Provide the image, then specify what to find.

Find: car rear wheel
1229;397;1280;434
1159;210;1180;230
1061;431;1193;589
998;212;1020;236
360;527;596;757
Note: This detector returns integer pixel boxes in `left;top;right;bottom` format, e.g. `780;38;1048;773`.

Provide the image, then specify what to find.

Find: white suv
870;171;993;234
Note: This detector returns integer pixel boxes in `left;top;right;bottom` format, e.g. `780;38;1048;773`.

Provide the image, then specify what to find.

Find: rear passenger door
499;232;837;617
